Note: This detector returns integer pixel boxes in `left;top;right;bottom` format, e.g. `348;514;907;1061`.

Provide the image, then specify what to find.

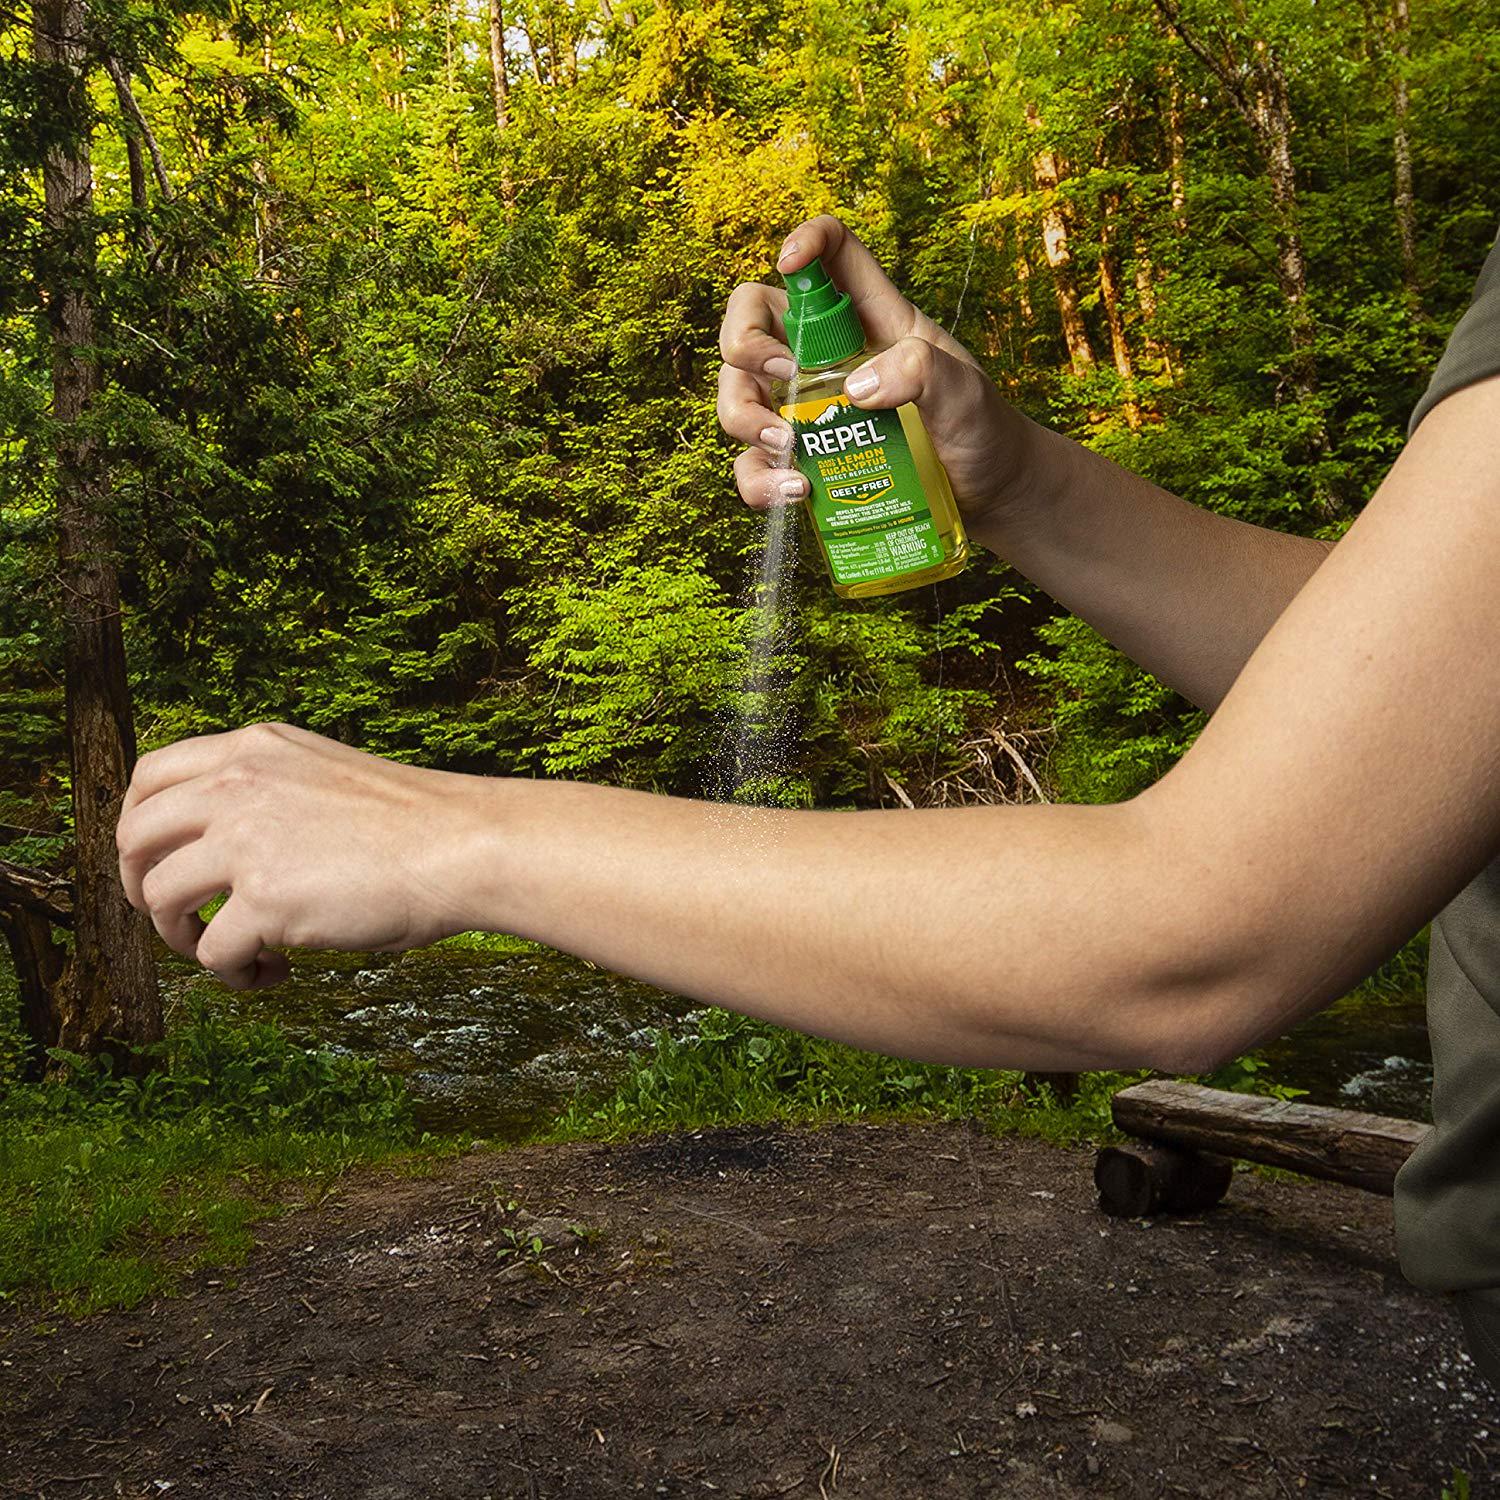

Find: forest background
1;0;1499;1063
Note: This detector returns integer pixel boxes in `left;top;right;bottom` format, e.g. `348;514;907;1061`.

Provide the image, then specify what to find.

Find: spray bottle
773;259;969;600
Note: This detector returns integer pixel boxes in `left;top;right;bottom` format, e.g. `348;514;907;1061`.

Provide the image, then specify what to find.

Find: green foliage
1441;1470;1471;1500
524;564;741;783
0;1007;440;1313
5;0;1496;841
1021;616;1204;804
32;1002;412;1133
1199;1052;1308;1103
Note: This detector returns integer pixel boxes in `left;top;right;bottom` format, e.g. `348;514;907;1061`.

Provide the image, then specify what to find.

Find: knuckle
898;337;933;381
238;719;295;752
215;761;257;795
140;865;165;909
235;868;273;909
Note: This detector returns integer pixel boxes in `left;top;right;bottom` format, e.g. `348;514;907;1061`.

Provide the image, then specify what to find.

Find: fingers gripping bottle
773;259;969;600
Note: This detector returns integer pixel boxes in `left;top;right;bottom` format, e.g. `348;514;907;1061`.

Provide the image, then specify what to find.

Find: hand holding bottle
716;215;1041;541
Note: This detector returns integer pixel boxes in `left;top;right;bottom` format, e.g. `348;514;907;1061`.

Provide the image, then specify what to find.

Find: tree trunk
1099;192;1141;430
1153;0;1335;508
387;3;407;113
1167;80;1188;234
0;860;73;1076
520;14;548;85
1027;106;1096;378
1249;50;1314;391
1133;245;1178;382
487;0;516;205
1012;233;1035;328
35;0;161;1069
0;908;67;1077
488;0;509;129
1389;0;1419;302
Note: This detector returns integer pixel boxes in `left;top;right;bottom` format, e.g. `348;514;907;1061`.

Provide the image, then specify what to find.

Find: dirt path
1;1122;1493;1498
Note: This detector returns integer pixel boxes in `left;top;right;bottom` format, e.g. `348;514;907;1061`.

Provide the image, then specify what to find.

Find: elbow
1139;1024;1244;1079
1130;956;1335;1078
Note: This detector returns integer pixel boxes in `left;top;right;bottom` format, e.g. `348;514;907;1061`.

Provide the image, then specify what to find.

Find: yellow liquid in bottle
773;352;968;600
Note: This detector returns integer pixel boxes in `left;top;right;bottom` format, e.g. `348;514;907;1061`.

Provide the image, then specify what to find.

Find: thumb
841;336;1002;450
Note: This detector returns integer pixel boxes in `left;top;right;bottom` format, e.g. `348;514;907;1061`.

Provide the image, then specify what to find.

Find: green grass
0;992;462;1314
550;1006;1123;1144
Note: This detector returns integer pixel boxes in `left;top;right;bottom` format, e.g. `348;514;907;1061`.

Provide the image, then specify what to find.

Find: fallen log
1094;1141;1233;1218
1109;1080;1430;1197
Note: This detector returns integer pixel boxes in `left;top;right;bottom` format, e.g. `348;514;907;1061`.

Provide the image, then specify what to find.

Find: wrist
419;769;524;940
963;413;1069;558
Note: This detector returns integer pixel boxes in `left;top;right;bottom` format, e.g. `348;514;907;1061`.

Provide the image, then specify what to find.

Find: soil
1;1121;1494;1498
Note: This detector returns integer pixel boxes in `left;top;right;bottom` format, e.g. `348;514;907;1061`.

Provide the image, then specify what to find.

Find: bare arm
118;377;1500;1075
719;214;1331;710
970;427;1333;710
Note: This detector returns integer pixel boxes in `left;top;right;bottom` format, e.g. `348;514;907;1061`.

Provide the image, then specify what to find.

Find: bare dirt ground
1;1121;1494;1498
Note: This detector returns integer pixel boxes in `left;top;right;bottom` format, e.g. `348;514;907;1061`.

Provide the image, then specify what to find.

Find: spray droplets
709;385;804;812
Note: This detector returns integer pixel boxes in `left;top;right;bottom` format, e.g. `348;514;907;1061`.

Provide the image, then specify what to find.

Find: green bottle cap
781;258;867;370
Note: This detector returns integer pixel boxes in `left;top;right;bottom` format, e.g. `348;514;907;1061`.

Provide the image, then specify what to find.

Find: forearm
462;776;1223;1073
975;424;1332;710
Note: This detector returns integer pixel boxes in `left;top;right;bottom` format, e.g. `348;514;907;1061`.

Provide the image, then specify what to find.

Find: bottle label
779;393;945;586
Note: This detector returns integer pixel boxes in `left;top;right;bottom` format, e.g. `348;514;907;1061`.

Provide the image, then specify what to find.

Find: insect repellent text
779;393;947;587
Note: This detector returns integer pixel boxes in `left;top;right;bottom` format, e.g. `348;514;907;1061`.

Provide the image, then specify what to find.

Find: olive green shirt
1392;223;1500;1380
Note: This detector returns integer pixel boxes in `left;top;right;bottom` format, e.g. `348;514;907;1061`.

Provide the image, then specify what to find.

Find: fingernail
776;239;801;267
760;425;791;449
764;356;796;381
845;366;879;400
779;477;806;499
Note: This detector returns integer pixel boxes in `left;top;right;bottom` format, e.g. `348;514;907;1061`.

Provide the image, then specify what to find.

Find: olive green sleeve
1409;227;1500;434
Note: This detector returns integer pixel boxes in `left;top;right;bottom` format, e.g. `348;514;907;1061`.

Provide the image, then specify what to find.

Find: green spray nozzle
781;257;867;371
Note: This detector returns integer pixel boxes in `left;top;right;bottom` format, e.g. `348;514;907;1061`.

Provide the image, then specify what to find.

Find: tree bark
1012;233;1034;326
1027;106;1096;378
1251;49;1314;386
0;895;69;1079
1153;0;1336;509
1389;0;1419;302
35;0;161;1069
519;14;548;86
1099;192;1141;430
102;56;173;201
0;861;73;1065
487;0;508;125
